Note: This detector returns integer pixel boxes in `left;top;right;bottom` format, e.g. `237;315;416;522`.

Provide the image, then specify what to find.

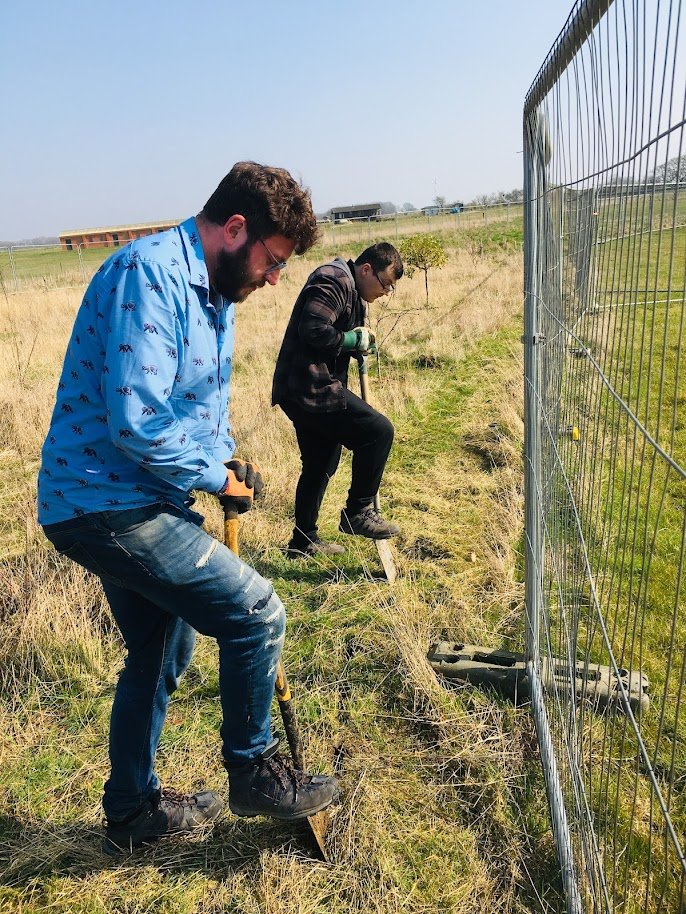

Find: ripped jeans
42;503;285;821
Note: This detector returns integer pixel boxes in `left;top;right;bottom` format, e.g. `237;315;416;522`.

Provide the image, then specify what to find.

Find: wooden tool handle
356;356;381;511
222;503;305;770
223;512;239;554
274;661;305;769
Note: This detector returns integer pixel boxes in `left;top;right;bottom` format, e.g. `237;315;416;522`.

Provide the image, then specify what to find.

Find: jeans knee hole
194;539;218;569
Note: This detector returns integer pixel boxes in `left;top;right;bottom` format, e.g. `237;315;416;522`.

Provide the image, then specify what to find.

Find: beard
212;242;261;303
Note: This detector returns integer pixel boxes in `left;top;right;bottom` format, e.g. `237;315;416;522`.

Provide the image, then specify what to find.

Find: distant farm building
59;219;179;251
422;201;464;215
330;203;381;224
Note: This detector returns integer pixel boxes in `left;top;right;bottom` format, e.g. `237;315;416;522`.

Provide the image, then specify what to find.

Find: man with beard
38;162;339;855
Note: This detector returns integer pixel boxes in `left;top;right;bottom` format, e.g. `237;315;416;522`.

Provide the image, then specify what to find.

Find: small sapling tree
398;233;448;306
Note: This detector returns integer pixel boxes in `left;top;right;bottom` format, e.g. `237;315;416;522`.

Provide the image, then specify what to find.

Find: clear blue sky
0;0;575;241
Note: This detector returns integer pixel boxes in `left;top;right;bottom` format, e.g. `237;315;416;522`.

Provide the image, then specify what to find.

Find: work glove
218;459;264;514
340;327;377;355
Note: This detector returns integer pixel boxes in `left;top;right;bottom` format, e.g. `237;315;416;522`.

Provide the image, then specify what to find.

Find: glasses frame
258;238;288;276
374;270;395;295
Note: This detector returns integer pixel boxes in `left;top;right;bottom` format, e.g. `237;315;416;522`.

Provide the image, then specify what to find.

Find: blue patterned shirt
38;217;235;525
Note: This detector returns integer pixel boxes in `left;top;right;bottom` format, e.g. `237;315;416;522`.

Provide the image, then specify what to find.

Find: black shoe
285;535;345;558
102;787;224;856
226;738;339;821
339;506;400;540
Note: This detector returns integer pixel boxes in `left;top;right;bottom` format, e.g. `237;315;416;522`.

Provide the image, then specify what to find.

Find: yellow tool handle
221;503;330;858
274;664;291;701
224;514;239;555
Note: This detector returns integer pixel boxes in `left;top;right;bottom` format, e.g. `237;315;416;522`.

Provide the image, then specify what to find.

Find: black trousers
280;390;394;546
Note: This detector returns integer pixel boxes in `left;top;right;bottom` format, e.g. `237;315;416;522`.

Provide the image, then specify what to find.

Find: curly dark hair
202;162;319;254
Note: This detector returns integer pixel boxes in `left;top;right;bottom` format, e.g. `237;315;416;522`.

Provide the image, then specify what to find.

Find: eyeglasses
258;238;288;276
374;271;395;295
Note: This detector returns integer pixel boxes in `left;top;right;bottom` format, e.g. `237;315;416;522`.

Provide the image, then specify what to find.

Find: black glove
218;459;264;514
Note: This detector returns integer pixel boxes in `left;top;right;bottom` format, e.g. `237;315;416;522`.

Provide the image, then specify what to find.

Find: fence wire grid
524;0;685;912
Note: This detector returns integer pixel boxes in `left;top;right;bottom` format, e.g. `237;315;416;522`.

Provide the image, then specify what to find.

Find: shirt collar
178;216;210;292
347;258;366;302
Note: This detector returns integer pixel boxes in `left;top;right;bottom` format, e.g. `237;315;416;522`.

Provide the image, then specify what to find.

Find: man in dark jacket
272;242;403;557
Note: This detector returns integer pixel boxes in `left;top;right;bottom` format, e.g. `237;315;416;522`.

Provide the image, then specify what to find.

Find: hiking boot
226;738;339;820
339;506;400;540
285;535;345;558
102;787;224;856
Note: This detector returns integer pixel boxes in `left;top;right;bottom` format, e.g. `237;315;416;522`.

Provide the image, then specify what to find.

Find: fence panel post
8;246;18;292
77;244;86;283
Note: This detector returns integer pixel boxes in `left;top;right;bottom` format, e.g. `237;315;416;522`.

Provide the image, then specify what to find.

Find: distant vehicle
450;204;464;213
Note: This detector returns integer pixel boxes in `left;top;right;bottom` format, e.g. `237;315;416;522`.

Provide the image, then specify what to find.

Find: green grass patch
0;230;568;912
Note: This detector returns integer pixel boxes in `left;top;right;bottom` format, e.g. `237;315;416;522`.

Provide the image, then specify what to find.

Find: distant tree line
467;188;524;206
588;155;685;199
0;235;59;247
651;155;685;184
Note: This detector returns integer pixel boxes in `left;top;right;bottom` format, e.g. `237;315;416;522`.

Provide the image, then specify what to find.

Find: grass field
2;202;683;912
538;193;686;912
0;207;524;295
0;218;572;913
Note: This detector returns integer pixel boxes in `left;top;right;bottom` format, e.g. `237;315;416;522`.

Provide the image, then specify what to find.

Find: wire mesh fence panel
317;204;524;249
0;241;141;293
4;244;86;291
0;248;14;294
523;1;685;912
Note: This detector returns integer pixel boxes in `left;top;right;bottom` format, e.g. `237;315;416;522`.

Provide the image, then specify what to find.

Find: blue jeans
43;503;285;821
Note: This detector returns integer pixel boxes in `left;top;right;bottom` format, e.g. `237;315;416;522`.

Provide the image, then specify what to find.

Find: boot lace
264;752;308;791
160;787;197;807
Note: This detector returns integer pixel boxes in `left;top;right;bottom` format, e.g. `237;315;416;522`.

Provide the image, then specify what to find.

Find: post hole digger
356;353;398;584
221;496;335;860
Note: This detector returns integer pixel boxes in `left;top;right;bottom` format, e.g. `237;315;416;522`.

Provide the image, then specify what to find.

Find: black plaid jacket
271;258;365;412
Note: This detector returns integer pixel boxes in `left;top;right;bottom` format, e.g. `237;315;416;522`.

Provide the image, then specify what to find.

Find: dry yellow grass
0;232;562;913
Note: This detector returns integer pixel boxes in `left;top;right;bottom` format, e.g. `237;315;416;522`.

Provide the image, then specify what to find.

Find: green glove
341;327;376;354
